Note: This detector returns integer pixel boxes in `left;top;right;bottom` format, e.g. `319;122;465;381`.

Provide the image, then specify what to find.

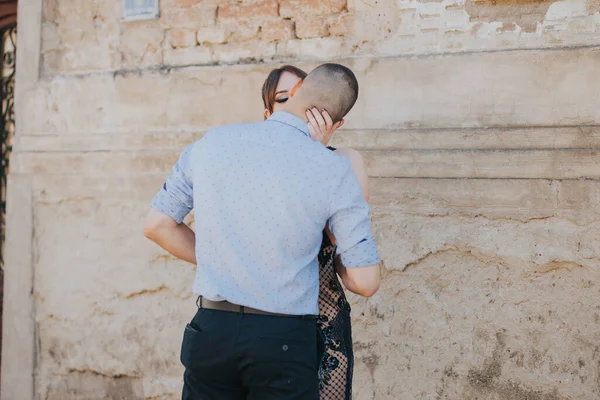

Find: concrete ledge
20;46;600;136
13;125;600;152
9;148;600;179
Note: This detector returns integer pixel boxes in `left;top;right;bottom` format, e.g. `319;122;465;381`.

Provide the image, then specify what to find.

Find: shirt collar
267;111;310;138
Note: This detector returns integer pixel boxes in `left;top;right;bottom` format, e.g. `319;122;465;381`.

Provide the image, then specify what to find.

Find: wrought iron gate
0;23;16;275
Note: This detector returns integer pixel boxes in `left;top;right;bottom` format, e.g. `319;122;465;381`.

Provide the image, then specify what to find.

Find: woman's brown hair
261;65;308;115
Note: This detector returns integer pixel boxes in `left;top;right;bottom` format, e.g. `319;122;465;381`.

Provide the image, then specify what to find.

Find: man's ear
264;108;271;120
335;119;345;130
289;79;303;98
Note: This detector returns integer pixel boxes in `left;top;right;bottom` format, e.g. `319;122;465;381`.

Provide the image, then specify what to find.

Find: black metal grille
0;23;16;275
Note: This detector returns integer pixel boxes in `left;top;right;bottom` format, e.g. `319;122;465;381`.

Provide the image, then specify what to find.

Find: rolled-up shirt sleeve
328;160;381;268
151;143;195;224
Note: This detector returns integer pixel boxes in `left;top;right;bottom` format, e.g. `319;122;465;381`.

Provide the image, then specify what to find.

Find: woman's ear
264;108;271;120
289;79;304;98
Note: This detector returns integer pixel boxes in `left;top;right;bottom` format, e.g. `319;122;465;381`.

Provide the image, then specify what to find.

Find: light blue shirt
151;112;380;315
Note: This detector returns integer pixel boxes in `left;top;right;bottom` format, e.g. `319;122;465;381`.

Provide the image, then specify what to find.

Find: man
144;63;381;399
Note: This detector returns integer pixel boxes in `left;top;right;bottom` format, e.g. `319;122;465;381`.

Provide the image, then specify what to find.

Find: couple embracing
145;63;381;399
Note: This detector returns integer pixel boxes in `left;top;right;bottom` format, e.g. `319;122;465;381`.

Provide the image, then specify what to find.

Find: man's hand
306;107;344;146
335;256;380;298
144;208;197;265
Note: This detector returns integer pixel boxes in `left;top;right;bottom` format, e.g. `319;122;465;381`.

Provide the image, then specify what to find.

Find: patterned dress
316;147;354;400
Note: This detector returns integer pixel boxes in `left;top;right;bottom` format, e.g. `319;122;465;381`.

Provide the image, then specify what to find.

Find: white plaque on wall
122;0;160;22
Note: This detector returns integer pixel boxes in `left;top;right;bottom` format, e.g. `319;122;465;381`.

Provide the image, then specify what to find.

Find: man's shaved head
290;63;359;123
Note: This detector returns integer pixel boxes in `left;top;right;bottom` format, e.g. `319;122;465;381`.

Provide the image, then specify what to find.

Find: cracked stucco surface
3;0;600;398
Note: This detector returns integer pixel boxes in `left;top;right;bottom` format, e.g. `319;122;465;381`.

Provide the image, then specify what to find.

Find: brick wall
41;0;354;74
41;0;600;75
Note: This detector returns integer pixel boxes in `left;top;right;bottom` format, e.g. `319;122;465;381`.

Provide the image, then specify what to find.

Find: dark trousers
180;307;321;400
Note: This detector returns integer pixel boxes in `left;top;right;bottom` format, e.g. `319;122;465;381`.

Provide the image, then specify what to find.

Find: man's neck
281;101;314;123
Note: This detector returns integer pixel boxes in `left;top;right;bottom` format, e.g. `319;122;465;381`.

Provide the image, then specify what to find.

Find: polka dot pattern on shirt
150;112;380;315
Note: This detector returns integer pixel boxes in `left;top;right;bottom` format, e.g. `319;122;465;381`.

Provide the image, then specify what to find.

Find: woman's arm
334;147;369;202
335;255;380;298
302;110;379;296
328;148;378;296
325;147;370;246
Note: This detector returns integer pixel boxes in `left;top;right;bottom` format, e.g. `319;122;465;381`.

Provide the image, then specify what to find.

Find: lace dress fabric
317;147;354;399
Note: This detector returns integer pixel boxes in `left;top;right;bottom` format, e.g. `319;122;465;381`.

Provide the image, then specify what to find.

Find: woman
262;65;370;400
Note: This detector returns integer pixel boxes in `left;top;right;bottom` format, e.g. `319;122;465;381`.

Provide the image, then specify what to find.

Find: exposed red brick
497;22;517;32
218;0;279;21
295;15;329;39
260;19;296;42
164;4;218;28
169;28;198;48
162;0;203;7
280;0;347;18
465;0;553;34
224;20;261;42
328;13;354;37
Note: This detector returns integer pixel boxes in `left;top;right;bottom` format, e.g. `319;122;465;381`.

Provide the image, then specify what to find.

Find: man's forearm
146;223;197;265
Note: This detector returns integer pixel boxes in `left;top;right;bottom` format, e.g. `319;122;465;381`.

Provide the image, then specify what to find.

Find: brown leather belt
196;296;316;319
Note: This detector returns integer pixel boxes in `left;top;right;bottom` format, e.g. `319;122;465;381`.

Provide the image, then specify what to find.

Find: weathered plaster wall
2;0;600;399
40;0;600;74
